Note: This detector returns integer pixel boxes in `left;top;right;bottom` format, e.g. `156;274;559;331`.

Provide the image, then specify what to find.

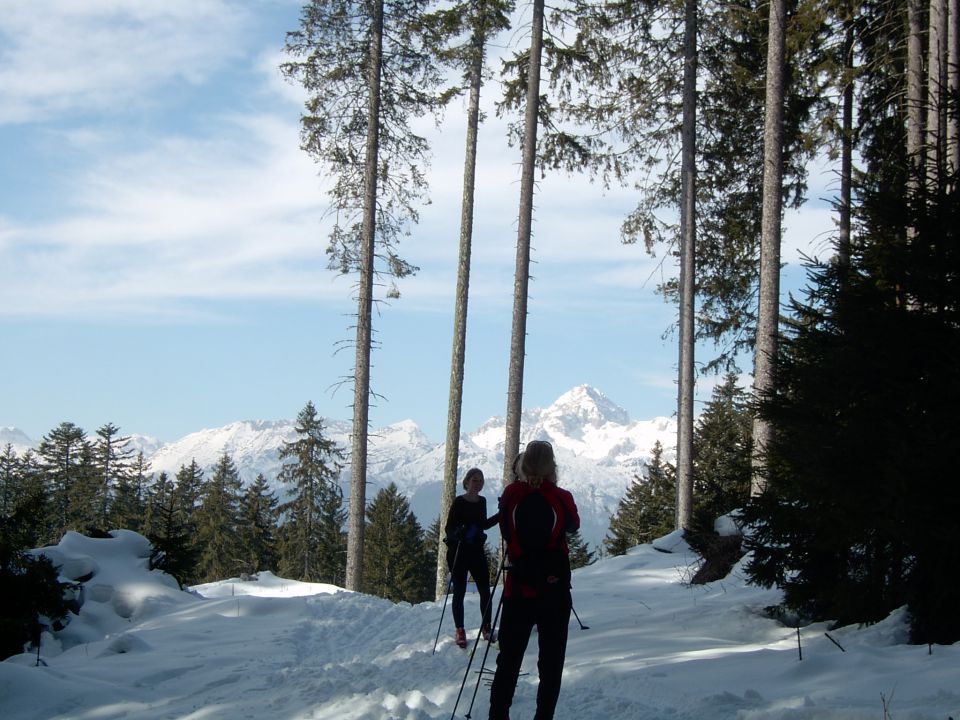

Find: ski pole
449;560;504;720
464;581;506;719
434;541;461;655
571;601;589;630
433;574;454;655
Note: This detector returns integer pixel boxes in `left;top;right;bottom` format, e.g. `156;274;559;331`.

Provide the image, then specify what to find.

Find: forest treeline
0;400;596;659
2;403;434;595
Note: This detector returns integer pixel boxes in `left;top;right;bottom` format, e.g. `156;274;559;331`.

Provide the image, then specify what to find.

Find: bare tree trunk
345;0;384;593
437;29;485;600
502;0;545;485
928;0;947;189
838;20;854;269
675;0;697;531
948;0;959;182
907;0;926;205
750;0;786;497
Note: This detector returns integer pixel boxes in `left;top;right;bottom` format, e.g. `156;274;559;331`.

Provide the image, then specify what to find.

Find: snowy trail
2;531;959;720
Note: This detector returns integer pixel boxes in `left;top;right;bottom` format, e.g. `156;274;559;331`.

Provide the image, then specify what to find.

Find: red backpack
501;482;575;596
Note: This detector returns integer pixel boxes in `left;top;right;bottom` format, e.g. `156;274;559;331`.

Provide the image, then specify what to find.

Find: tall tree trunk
502;0;545;485
838;20;854;269
437;27;485;600
927;0;947;189
907;0;926;207
750;0;787;497
948;0;959;182
675;0;697;531
345;0;384;592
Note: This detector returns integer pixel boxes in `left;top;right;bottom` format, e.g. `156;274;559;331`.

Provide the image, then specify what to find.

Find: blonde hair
520;440;557;489
508;452;524;487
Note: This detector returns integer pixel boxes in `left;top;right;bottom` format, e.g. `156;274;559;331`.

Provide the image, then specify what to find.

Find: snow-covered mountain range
3;386;677;550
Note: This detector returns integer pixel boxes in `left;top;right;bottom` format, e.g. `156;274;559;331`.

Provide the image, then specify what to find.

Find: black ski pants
448;543;492;630
488;590;571;720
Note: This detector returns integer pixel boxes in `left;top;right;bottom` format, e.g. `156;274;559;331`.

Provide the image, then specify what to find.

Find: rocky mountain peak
543;385;630;428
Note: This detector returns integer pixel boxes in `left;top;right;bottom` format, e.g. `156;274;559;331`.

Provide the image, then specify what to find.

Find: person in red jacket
445;467;499;648
488;440;580;720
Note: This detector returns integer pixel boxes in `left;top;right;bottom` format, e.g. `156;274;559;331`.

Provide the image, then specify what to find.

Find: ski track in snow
2;531;959;720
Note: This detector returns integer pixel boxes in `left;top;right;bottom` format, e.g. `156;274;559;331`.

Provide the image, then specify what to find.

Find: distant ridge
4;386;676;550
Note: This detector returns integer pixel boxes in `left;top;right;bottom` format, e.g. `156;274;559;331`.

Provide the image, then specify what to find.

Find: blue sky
0;0;836;444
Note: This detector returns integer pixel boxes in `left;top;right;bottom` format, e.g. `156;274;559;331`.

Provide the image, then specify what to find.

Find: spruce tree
174;460;204;523
740;0;960;642
90;423;136;529
109;451;150;533
362;483;432;603
604;476;644;557
276;402;346;585
173;460;204;580
743;222;960;640
640;442;677;541
0;489;69;661
435;0;514;599
37;422;92;540
0;444;22;517
605;441;676;555
283;0;454;592
567;529;594;570
239;474;279;575
194;452;245;583
690;374;753;532
144;471;199;588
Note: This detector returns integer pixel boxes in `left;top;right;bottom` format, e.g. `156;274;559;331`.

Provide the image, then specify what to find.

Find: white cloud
0;112;346;318
0;0;838;324
0;0;250;124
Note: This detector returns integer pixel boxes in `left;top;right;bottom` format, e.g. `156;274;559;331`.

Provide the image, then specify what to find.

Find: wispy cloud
0;111;344;318
0;1;252;124
0;0;834;325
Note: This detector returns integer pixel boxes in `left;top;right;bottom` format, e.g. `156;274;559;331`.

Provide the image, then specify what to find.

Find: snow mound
28;530;195;656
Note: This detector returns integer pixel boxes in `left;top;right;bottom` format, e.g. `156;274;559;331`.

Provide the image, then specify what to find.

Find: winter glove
445;526;465;545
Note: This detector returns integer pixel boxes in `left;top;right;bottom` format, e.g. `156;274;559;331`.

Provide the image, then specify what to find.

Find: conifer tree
144;471;199;588
37;422;92;540
567;529;594;570
66;441;100;533
425;514;444;585
174;460;204;522
605;441;676;555
194;452;244;583
739;0;960;641
691;374;752;532
0;445;22;517
435;0;514;599
743;249;960;641
0;489;69;661
173;460;204;577
500;0;546;484
90;423;136;529
11;450;50;542
276;402;346;585
283;0;453;592
109;451;150;532
604;476;644;557
239;474;279;575
751;0;789;496
362;483;432;603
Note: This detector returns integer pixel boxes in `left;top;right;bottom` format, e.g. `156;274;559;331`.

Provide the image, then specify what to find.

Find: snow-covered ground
2;530;957;720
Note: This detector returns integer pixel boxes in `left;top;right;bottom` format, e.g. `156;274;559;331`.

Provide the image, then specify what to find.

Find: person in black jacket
445;467;499;647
